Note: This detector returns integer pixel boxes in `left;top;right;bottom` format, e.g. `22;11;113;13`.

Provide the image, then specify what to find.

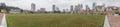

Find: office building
92;2;96;9
70;5;74;11
70;5;74;14
52;4;56;13
37;8;46;13
31;3;36;11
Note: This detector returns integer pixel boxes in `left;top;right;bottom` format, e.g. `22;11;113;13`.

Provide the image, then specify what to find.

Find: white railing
0;14;7;27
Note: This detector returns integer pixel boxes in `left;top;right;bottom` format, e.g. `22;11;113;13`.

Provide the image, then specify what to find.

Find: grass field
6;14;105;27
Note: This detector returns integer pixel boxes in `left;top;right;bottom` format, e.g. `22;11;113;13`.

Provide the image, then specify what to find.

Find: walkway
104;15;110;27
0;14;7;27
0;13;3;24
107;15;120;27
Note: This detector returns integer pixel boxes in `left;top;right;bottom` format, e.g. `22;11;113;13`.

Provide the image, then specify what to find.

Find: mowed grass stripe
6;14;105;27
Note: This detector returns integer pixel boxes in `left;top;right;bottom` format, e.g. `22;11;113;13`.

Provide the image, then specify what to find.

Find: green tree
114;10;120;15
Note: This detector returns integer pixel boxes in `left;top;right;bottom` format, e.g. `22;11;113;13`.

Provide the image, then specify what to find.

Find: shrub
115;11;120;15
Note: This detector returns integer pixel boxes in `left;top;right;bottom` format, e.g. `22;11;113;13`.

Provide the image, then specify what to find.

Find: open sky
0;0;120;11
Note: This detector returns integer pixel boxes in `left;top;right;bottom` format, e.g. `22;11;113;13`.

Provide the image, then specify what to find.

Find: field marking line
103;15;110;27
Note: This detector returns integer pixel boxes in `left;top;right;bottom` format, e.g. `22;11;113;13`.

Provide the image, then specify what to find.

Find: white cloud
0;0;120;11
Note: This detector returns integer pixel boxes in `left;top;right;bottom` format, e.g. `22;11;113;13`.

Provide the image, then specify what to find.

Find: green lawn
6;14;105;27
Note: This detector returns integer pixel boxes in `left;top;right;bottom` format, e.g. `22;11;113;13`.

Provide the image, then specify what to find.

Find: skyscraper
76;4;83;10
40;8;46;13
52;4;56;13
74;4;83;14
63;9;66;13
70;5;74;14
40;8;46;11
86;5;90;14
56;7;60;11
56;7;61;13
80;4;83;9
86;5;90;10
70;5;74;11
77;4;81;10
92;2;96;9
74;5;78;14
31;3;36;11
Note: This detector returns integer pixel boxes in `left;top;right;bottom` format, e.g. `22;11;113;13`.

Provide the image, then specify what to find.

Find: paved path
0;13;3;24
0;14;7;27
104;15;110;27
107;15;120;27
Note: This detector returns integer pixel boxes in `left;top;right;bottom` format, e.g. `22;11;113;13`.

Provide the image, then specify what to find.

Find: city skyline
0;0;120;11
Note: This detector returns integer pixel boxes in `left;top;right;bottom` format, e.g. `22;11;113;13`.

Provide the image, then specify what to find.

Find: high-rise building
63;9;69;13
86;5;90;10
52;4;56;13
75;4;83;11
31;3;36;11
86;5;90;14
74;4;83;14
78;4;83;14
56;7;60;11
63;9;66;13
37;8;46;13
77;4;81;10
52;4;61;13
70;5;74;11
70;5;74;14
80;4;83;9
102;3;105;11
74;5;79;14
40;8;46;11
92;2;96;9
56;7;61;13
0;3;6;6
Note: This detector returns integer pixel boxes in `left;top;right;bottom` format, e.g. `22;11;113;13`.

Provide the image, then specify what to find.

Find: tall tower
31;3;36;11
52;4;56;13
56;7;60;11
86;5;89;14
80;4;83;9
74;5;78;14
63;9;66;13
77;4;81;10
77;4;83;14
70;5;74;14
56;7;61;13
86;5;90;10
70;5;73;12
92;2;96;9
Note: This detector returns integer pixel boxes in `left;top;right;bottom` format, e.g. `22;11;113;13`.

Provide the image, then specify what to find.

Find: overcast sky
0;0;120;11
